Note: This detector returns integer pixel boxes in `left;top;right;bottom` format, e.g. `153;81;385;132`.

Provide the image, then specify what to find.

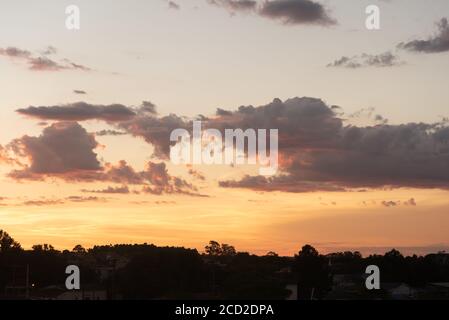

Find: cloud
118;112;189;158
17;102;136;122
21;199;65;206
7;125;201;195
398;18;449;53
12;96;449;194
28;57;67;71
208;0;257;12
404;198;417;206
381;200;399;207
381;198;417;208
219;175;345;192
19;195;107;206
0;47;31;58
0;46;91;72
62;59;92;71
327;52;403;69
215;97;449;192
140;101;158;115
74;90;87;95
41;46;57;55
208;0;336;26
207;97;342;151
168;1;180;10
81;185;130;194
66;196;106;203
4;118;203;196
8;122;101;178
0;145;17;165
141;161;204;195
95;129;127;136
188;168;206;180
216;108;234;116
259;0;336;26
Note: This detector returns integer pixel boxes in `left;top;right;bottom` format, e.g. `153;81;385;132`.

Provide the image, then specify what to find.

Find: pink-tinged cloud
0;46;91;72
11;96;449;193
8;122;101;176
6;122;203;196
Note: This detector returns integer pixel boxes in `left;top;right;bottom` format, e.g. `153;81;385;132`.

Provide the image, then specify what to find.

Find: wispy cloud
0;46;91;72
327;52;403;69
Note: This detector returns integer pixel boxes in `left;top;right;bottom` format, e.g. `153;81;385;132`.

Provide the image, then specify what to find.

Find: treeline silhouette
1;230;448;299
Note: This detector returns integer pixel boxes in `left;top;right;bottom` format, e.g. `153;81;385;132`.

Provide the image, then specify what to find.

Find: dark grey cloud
95;129;128;136
216;108;233;116
208;0;257;12
63;59;92;71
208;0;336;26
327;56;362;69
17;102;136;122
74;90;87;95
207;97;342;151
118;112;189;158
216;97;449;192
13;95;449;194
219;175;345;192
398;18;449;53
259;0;336;26
327;52;403;69
140;101;158;115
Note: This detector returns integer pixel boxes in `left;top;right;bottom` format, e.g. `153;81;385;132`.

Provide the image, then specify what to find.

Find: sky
0;0;449;256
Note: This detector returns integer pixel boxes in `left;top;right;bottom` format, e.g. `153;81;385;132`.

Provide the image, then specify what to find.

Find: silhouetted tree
117;246;207;299
294;245;331;300
205;241;236;257
205;241;222;256
72;244;86;253
0;230;21;253
32;244;55;252
266;251;279;257
221;244;236;256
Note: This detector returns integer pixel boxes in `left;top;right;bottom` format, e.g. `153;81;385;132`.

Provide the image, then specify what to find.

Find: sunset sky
1;0;449;256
